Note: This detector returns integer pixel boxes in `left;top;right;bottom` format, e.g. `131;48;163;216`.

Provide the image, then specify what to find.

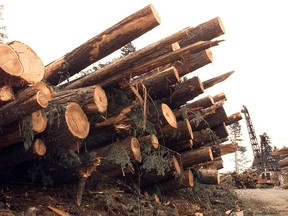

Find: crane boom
241;105;262;171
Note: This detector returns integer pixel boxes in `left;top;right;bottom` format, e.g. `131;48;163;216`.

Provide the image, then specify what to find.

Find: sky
2;0;288;171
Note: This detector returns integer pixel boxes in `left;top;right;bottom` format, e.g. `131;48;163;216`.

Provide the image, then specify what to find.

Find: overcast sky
2;0;288;171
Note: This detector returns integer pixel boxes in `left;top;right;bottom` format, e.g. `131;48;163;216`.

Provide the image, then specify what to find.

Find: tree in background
228;122;251;173
0;4;8;42
120;42;136;56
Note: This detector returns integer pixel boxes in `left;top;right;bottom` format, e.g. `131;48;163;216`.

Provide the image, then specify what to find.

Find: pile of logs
0;4;242;194
273;147;288;188
231;170;258;188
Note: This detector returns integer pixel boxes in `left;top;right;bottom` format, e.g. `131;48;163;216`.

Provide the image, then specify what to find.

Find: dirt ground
235;187;288;215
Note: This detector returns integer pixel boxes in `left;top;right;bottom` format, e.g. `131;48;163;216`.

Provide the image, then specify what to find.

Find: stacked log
0;4;242;195
273;147;288;188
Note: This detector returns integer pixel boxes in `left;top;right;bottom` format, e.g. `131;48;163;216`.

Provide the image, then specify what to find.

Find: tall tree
228;122;250;173
0;4;8;42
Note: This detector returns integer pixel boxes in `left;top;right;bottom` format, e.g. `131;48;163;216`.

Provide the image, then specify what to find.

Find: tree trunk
140;155;182;188
51;85;107;114
278;157;288;168
0;91;49;126
8;41;45;90
160;119;193;152
218;142;238;157
181;146;213;168
179;17;225;47
198;168;220;185
0;85;15;105
173;49;213;77
192;123;229;148
160;169;194;193
65;40;221;89
45;102;90;151
225;112;242;126
198;157;224;170
16;81;53;100
83;137;141;177
124;66;180;98
202;71;234;89
0;138;46;169
0;110;47;150
45;4;161;85
212;92;227;102
0;43;24;86
162;76;205;109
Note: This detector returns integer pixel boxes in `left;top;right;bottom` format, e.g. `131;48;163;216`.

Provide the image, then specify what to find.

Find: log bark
140;155;182;188
272;147;288;156
212;92;227;102
173;49;213;77
202;71;234;89
8;41;45;89
191;105;228;130
84;137;141;176
198;169;220;185
193;123;229;148
181;146;213;168
0;138;46;169
179;17;225;47
212;142;238;158
63;24;194;90
45;102;90;151
173;95;215;120
65;40;221;89
125;66;180;97
0;110;48;149
162;76;205;109
225;112;243;126
0;85;15;105
0;43;24;86
159;119;193;152
45;4;161;85
160;169;194;193
278;157;288;168
0;91;49;126
51;85;107;114
198;157;224;170
16;81;53;101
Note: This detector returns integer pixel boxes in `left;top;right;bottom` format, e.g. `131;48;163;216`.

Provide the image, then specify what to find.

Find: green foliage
106;144;132;170
120;42;136;56
141;148;171;176
55;150;82;168
45;103;66;130
21;115;34;150
27;163;53;186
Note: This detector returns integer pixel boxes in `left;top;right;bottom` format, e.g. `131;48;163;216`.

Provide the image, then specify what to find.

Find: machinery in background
241;105;280;185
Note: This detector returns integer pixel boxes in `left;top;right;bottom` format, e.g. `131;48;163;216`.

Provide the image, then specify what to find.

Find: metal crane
241;105;278;173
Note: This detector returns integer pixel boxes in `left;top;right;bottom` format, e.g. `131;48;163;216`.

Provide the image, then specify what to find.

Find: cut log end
172;155;182;175
185;118;193;141
205;49;213;63
65;102;90;139
8;41;45;85
33;138;46;156
171;42;180;51
151;134;159;149
93;85;108;113
184;169;194;187
216;17;225;35
0;85;15;102
131;137;142;163
161;103;177;128
149;4;161;25
36;91;49;108
32;110;48;133
0;43;24;76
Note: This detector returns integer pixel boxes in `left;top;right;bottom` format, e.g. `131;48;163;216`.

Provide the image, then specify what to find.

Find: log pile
231;170;258;188
0;4;242;195
273;147;288;188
